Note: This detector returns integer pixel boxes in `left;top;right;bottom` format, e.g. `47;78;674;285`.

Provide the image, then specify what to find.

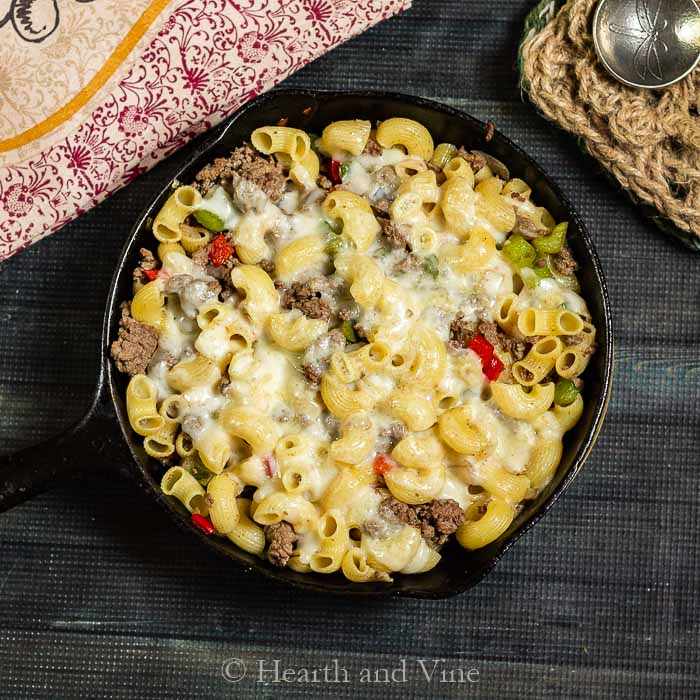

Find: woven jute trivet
519;0;700;251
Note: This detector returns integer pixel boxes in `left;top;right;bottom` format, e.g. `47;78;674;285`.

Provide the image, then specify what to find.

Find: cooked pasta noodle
112;116;597;582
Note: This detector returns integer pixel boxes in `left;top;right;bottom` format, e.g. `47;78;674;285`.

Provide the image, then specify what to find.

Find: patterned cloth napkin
0;0;411;261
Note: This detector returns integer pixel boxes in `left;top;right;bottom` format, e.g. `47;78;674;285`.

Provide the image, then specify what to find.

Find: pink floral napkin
0;0;411;261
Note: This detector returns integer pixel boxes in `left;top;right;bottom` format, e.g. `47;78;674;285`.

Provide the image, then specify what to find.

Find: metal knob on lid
592;0;700;88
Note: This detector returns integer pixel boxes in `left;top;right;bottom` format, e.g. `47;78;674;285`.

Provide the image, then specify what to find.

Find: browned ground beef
455;147;486;172
132;248;158;287
499;333;528;361
361;517;391;538
191;246;209;268
378;497;466;548
302;362;325;387
164;273;194;295
318;175;333;191
552;245;578;275
281;281;330;321
372;199;392;215
379;218;409;249
498;364;515;384
449;312;478;349
477;320;501;348
374;165;398;189
194;144;286;202
363;137;382;156
265;521;297;567
301;329;346;386
449;314;527;361
563;333;584;346
111;302;159;376
191;235;239;282
207;256;239;280
514;214;547;239
229;172;270;212
393;252;422;274
259;259;275;274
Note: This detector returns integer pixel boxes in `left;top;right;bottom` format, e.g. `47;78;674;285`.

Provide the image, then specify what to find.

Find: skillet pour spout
0;90;614;598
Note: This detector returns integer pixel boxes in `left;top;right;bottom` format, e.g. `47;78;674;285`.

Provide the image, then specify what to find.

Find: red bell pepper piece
468;334;494;363
191;513;216;535
483;354;504;382
209;234;234;267
467;333;504;380
143;269;159;281
373;453;397;476
329;159;342;184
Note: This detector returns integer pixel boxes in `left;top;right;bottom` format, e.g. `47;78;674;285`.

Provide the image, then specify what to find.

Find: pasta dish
111;116;596;581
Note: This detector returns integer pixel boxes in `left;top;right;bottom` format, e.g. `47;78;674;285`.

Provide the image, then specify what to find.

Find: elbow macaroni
114;117;597;581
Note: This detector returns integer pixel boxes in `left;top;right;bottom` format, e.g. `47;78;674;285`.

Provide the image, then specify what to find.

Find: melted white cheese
142;135;595;572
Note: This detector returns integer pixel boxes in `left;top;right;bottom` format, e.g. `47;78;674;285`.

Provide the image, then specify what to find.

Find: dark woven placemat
1;1;699;698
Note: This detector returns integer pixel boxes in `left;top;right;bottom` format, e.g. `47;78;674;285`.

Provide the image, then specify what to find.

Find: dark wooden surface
1;1;699;697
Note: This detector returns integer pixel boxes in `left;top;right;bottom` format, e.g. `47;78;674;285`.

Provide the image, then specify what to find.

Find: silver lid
592;0;700;89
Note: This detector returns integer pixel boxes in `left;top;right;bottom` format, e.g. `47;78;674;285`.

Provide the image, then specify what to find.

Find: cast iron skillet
0;90;614;598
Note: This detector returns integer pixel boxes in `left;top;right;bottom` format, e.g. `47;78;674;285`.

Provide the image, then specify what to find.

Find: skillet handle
0;371;131;513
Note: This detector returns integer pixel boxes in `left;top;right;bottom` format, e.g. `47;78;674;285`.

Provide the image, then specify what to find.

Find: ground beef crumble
194;144;286;202
449;313;528;362
281;280;331;321
132;248;158;287
551;245;578;276
378;497;466;548
362;517;390;539
372;199;392;216
265;521;297;567
191;235;239;284
502;335;528;361
569;338;596;358
301;329;346;385
374;165;398;190
318;175;333;191
259;259;275;274
191;246;209;268
448;313;477;350
455;147;487;172
377;421;407;451
477;320;503;350
563;334;584;346
379;218;409;250
363;137;382;156
393;252;422;275
110;302;159;376
514;214;548;239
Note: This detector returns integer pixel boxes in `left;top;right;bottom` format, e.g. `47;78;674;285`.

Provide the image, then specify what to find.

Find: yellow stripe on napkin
0;0;170;153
